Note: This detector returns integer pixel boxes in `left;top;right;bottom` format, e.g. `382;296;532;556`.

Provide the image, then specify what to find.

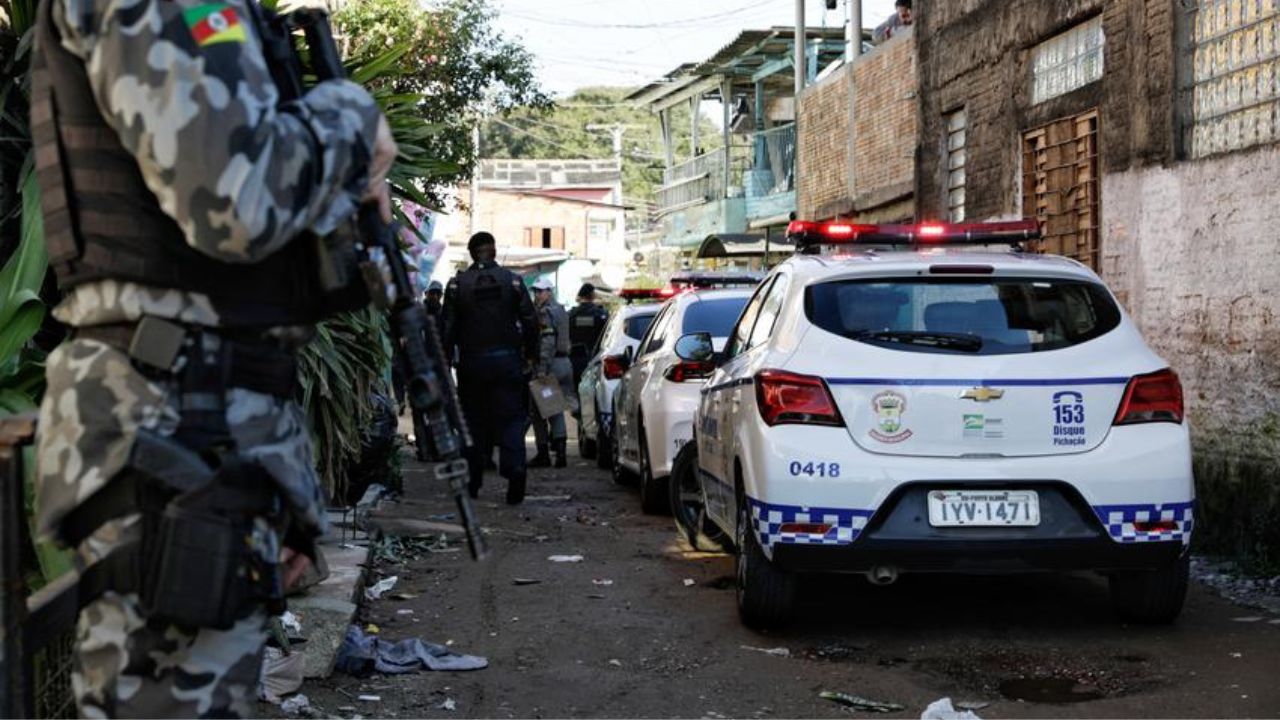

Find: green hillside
482;86;722;203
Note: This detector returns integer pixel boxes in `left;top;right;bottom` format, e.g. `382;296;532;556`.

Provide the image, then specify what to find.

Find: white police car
612;287;754;513
688;220;1194;628
577;294;661;468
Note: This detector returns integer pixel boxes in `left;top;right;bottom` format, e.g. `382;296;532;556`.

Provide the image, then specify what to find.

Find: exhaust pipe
866;565;899;586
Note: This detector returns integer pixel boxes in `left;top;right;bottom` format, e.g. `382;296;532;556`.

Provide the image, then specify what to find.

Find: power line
505;0;778;30
486;117;590;156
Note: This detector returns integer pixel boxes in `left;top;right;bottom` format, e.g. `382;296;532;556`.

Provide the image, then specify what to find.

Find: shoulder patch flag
184;3;246;47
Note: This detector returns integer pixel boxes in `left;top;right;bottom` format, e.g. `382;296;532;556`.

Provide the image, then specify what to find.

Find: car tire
595;420;612;470
638;425;668;515
1109;553;1190;624
578;418;597;460
670;441;731;552
735;500;795;630
610;419;636;486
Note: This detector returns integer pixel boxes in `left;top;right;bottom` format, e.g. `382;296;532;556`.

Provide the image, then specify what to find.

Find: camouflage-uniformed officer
29;0;395;714
527;278;573;469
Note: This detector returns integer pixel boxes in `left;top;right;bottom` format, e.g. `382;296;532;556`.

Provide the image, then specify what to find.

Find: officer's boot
553;438;567;468
529;444;552;468
506;471;527;505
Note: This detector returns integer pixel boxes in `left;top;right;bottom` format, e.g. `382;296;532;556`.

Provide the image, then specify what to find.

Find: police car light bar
618;288;675;303
787;219;1042;251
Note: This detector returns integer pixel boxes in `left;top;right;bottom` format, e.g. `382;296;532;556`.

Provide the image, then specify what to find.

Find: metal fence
1;415;78;719
746;123;797;198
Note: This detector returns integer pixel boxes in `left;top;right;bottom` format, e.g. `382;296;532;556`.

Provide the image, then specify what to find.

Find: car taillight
665;361;715;383
602;356;627;380
755;370;844;427
1113;369;1184;425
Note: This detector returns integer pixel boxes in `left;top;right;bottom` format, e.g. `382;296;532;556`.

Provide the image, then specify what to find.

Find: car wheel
638;425;669;515
1109;553;1190;624
578;417;597;460
610;419;636;486
595;419;612;470
735;499;795;630
669;441;731;552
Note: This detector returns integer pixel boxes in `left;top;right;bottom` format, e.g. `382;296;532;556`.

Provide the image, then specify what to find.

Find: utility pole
468;123;480;237
794;0;806;95
847;0;862;61
586;123;637;204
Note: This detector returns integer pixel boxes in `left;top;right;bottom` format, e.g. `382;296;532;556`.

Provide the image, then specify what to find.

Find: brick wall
916;0;1176;221
1103;146;1280;564
796;70;851;220
852;34;918;211
797;32;918;221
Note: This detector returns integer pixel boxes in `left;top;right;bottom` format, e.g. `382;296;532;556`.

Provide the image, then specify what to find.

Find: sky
492;0;900;97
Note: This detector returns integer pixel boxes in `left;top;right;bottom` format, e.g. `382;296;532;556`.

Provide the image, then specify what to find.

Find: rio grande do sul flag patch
183;3;246;47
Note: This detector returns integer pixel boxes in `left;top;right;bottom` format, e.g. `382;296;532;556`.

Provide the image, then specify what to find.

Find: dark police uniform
567;299;609;388
442;259;538;503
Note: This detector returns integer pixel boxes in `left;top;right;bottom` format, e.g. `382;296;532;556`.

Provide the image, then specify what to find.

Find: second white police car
684;220;1193;628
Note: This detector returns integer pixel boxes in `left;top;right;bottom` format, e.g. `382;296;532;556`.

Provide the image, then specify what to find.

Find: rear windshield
804;277;1122;355
624;314;655;341
682;297;749;337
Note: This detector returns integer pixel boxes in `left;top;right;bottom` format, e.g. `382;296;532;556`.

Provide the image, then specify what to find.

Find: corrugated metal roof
625;26;847;105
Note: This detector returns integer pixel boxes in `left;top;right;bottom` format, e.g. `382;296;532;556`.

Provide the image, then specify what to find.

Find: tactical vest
454;264;523;355
29;0;365;327
568;303;607;350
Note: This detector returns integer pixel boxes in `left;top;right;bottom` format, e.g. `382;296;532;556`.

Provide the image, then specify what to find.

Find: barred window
1190;0;1280;157
1030;16;1105;105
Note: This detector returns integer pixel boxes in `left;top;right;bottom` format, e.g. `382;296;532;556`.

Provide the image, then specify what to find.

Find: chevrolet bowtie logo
960;387;1005;402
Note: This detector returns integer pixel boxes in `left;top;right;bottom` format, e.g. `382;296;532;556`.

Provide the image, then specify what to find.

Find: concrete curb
290;532;369;679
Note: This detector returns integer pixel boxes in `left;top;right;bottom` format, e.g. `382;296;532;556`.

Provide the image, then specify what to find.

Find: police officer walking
567;283;609;388
528;278;573;468
424;280;445;319
29;0;396;714
442;232;539;503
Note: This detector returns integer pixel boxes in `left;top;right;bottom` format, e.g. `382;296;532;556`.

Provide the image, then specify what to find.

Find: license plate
927;490;1040;527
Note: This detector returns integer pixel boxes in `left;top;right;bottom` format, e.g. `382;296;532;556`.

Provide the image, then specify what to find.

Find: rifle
259;7;488;560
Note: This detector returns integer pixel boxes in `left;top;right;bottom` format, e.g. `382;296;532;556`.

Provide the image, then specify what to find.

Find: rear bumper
752;481;1192;574
772;536;1185;574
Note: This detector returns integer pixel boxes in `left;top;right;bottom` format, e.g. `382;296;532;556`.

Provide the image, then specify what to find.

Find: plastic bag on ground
921;697;983;720
258;646;305;703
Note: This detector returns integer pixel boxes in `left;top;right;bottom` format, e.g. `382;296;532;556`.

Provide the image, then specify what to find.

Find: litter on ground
512;578;542;585
921;697;983;720
548;554;584;563
335;625;488;676
819;690;906;713
683;578;696;587
280;694;310;716
740;645;790;657
364;576;398;601
592;579;614;586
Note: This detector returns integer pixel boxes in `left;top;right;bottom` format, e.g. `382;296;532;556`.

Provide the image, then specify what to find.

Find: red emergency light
618;288;668;303
786;219;1041;252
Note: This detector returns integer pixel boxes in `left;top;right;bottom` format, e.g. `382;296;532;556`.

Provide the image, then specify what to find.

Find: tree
335;0;551;204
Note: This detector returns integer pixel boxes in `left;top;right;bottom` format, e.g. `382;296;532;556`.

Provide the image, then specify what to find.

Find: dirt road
299;440;1280;719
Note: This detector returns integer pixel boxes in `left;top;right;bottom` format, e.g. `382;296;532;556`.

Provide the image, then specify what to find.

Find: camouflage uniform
529;298;573;449
33;0;380;714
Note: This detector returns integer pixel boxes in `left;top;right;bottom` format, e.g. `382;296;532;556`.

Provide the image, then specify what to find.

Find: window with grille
1022;110;1100;270
944;109;967;222
1030;16;1105;105
1189;0;1280;157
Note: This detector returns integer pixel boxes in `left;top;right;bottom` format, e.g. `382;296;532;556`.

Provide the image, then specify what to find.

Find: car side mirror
674;332;715;363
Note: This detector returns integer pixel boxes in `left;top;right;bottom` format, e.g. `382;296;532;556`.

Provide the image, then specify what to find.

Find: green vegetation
482;86;722;201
